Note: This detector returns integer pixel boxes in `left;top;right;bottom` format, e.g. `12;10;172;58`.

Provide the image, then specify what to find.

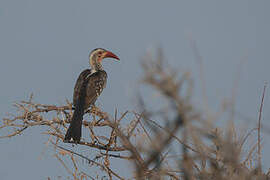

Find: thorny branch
1;49;269;179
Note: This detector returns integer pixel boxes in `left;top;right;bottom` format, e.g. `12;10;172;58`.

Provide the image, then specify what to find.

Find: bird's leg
85;105;106;124
84;105;100;123
90;105;102;115
85;104;100;115
90;105;107;124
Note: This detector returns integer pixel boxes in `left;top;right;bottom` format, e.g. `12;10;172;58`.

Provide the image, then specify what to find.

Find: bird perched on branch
64;48;120;143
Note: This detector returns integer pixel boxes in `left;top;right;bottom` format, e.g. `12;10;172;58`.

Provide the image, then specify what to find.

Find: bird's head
89;48;119;70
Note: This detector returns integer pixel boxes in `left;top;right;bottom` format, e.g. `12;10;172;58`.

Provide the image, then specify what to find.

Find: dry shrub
1;49;269;180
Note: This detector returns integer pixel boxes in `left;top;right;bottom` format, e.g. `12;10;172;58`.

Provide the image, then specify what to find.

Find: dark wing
84;70;107;109
65;69;91;143
65;70;107;143
73;69;91;106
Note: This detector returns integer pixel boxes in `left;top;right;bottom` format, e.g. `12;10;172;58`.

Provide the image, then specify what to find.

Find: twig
52;142;125;180
257;83;267;172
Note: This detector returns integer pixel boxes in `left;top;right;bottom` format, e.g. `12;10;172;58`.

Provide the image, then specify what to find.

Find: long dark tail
64;107;84;143
64;70;89;143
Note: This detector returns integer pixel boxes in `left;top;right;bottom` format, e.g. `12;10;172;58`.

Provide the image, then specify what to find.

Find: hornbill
64;48;119;143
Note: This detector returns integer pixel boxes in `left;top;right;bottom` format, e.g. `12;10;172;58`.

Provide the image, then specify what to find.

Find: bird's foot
90;106;101;115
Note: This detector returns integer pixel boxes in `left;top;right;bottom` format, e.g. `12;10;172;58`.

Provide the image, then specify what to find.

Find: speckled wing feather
73;69;92;107
84;70;107;109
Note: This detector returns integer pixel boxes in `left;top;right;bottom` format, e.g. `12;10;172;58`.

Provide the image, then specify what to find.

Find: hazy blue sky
0;0;269;179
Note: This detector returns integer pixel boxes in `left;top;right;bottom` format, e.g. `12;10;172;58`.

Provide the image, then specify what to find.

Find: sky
0;0;270;179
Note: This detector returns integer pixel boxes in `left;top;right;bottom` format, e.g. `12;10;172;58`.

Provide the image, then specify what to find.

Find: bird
64;48;120;143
